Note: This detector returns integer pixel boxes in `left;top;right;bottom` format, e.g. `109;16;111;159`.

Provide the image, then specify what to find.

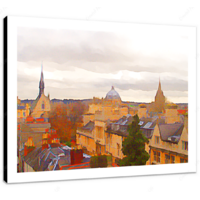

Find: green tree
119;114;150;166
90;155;108;168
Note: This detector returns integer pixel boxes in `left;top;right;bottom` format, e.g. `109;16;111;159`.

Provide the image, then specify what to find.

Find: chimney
24;137;35;156
70;149;83;165
50;135;60;148
42;129;60;149
42;143;49;150
42;132;50;150
45;128;49;132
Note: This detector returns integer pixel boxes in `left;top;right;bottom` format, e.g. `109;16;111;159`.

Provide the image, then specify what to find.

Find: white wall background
0;0;199;199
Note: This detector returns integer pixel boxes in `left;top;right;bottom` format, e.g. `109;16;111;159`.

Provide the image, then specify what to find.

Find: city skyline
17;27;188;103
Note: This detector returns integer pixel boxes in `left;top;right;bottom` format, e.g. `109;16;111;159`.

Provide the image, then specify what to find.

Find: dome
105;86;121;100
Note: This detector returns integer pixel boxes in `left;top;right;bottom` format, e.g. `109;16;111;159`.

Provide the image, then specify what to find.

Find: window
143;122;153;128
110;134;112;146
139;121;144;126
117;143;120;156
171;155;175;163
42;101;45;109
154;151;157;161
155;136;160;144
23;112;26;117
180;158;188;163
146;130;152;138
18;112;20;117
157;152;160;163
165;154;170;164
180;158;185;163
106;134;110;144
182;141;188;151
153;151;160;163
98;127;102;139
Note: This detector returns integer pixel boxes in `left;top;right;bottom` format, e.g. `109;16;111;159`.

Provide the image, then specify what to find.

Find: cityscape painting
4;17;196;182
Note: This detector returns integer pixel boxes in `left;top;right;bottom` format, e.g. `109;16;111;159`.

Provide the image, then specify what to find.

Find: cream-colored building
76;80;188;166
149;116;188;164
17;103;30;120
76;86;130;156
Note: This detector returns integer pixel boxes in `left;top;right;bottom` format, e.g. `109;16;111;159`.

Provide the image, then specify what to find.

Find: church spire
158;77;161;91
39;62;45;97
155;77;165;113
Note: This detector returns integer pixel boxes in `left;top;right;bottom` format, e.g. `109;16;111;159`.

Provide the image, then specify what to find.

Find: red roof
177;110;187;115
26;115;34;122
36;118;44;122
60;162;90;170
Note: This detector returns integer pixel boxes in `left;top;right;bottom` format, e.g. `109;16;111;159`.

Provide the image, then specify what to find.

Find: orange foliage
67;102;88;137
49;103;72;142
67;102;87;125
49;102;88;142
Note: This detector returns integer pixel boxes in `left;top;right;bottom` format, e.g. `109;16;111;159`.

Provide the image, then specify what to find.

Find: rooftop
158;123;184;143
21;145;91;171
17;105;26;110
107;115;165;139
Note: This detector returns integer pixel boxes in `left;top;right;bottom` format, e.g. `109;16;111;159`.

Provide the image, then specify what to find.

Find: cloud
17;27;188;102
18;27;188;74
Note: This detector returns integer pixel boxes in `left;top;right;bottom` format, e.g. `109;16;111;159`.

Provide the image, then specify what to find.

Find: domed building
103;86;122;107
76;86;130;156
105;86;121;101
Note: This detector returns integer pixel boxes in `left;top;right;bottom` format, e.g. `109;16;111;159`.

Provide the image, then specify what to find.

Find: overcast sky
17;26;188;103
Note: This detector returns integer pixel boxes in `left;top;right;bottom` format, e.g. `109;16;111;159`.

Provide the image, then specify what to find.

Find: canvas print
3;16;196;183
16;24;190;173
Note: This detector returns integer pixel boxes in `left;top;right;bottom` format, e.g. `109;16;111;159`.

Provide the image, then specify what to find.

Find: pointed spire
41;60;43;73
155;77;165;113
158;77;161;91
111;86;114;90
39;62;45;97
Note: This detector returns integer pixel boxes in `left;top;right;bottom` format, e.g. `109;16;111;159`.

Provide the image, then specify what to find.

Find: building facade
149;118;188;164
76;81;188;165
17;96;30;123
17;103;30;121
30;64;51;119
76;86;130;155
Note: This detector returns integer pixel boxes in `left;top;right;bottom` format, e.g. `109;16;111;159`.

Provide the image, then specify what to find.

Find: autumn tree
49;103;72;143
67;102;88;137
119;114;150;166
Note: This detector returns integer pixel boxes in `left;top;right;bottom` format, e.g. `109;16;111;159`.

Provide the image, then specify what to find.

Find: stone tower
154;78;165;113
